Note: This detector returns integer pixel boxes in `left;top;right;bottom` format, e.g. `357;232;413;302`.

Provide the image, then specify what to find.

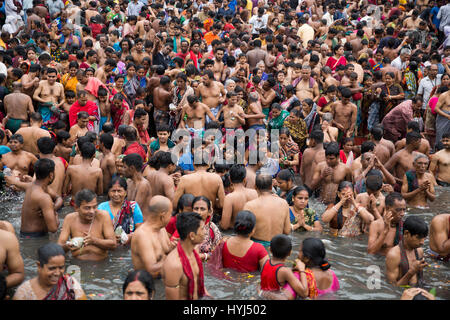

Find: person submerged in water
289;186;322;232
428;213;450;262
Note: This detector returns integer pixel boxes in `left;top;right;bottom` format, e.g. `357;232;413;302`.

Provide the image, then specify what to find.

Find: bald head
13;81;22;90
147;196;172;216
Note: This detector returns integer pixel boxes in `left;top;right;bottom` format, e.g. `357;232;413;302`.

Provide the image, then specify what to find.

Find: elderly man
417;64;442;111
391;48;411;72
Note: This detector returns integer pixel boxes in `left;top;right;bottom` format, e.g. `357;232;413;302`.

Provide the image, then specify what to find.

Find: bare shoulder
386;245;400;260
96;209;111;221
64;211;78;221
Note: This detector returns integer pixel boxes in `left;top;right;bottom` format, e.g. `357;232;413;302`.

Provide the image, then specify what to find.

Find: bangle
204;253;208;261
332;206;339;212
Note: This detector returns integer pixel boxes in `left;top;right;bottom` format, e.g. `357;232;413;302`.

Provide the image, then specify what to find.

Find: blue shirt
97;201;144;227
431;6;441;29
178;152;194;172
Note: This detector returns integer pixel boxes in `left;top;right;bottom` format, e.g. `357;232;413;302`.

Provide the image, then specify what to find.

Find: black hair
407;121;420;133
176;212;203;240
74;189;97;207
175;193;195;215
277;169;294;182
107;175;128;194
406;131;421;145
10;134;24;144
292;185;309;198
37;137;56;154
403;216;428;238
133;108;147;120
102;123;114;134
192;196;212;211
370;126;383;141
310;130;324;144
37;243;65;266
361;141;376;153
100;133;114;150
123;153;144;171
302;238;331;271
122;270;154;299
325;142;340;157
385;192;404;208
156;124;171;133
270;234;292;259
255;174;272;191
366;174;383;191
233;210;257;236
34;158;55;180
229;164;246;183
158;151;174;168
80;142;96;159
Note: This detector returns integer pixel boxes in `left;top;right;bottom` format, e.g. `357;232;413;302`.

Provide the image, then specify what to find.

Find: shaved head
147;196;172;216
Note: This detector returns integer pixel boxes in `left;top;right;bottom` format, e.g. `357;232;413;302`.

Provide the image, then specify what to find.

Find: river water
1;187;449;300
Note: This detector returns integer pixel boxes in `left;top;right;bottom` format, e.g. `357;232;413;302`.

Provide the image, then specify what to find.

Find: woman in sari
278;128;300;173
380;72;404;118
268;103;290;131
192;196;222;262
107;3;125;23
325;44;347;74
61;61;79;93
317;85;337;117
97;176;143;245
289;186;322;232
301;99;319;135
13;243;87;300
283;108;308;150
402;61;420;100
110;93;130;131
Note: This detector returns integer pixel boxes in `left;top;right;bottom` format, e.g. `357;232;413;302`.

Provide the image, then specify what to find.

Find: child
235;54;250;79
339;137;354;166
123;100;148;127
62;90;76;114
97;87;111;131
55;130;73;162
259;234;308;299
149;124;175;157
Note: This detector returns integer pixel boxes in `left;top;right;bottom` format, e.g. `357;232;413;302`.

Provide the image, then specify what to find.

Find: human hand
400;287;423;300
410;258;428;274
321;167;333;179
383;211;393;229
294;259;305;272
83;234;96;247
382;184;394;193
419;180;430;191
369;194;378;211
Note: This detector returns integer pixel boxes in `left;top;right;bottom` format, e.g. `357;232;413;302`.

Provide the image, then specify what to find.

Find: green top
150;139;176;154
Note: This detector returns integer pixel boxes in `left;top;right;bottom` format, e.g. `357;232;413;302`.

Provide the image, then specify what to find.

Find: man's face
78;117;89;128
123;163;135;179
429;66;438;78
414;157;429;174
389;199;406;223
301;69;310;80
442;137;450;149
100;37;108;48
78;95;88;106
191;220;206;245
47;72;57;85
346;66;354;76
229;95;237;105
8;139;22;152
325;154;338;167
77;198;98;222
215;50;224;61
134;115;146;128
191;43;199;53
157;131;169;143
361;152;374;168
181;42;189;53
405;232;426;249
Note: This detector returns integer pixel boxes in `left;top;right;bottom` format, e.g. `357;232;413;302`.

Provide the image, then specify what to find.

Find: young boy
62;90;76;114
149;124;176;157
55;130;73;162
259;234;308;299
236;54;250;79
217;91;246;131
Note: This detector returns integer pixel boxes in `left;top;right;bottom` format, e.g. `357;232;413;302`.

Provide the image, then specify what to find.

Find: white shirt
391;56;406;71
0;62;7;77
249;14;269;34
417;74;442;109
322;12;334;27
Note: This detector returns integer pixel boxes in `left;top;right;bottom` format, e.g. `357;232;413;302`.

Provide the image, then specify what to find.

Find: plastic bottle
3;166;12;177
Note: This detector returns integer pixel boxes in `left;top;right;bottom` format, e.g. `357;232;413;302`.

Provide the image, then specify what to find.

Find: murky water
1;188;449;300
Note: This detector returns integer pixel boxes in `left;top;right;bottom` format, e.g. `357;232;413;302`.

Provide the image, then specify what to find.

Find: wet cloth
405;170;419;192
260;260;284;291
283;269;340;299
13;275;84;300
5;117;23;134
177;241;205;300
153;108;170;127
251;237;271;249
289;208;319;231
435;110;450;146
98;200;143;234
222;240;267;273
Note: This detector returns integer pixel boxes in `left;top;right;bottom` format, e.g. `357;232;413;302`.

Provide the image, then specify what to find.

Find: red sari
326;56;347;72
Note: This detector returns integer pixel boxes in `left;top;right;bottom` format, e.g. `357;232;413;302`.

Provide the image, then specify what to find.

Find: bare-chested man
179;95;216;135
15;112;51;156
0;228;24;288
163;211;210;300
2;134;38;177
300;130;325;196
99;133;116;194
356;174;385;222
353;152;396;189
122;153;152;211
220;165;258;230
295;65;320;102
132;196;175;278
197;70;226;121
3;82;34;134
245;91;266;130
401;154;435;208
242;174;290;248
367;192;407;255
429;133;450;186
386;215;428;287
428;213;450;261
212;47;227;82
310;143;352;204
173;151;225;209
33;68;65;122
145;151;176;202
63;142;103;205
58;189;116;261
321;67;339;93
217;91;245;129
18;158;59;238
331;88;357;140
394;122;430;157
21;64;40;98
369;126;392;164
385;131;422;187
94;58;117;85
153;75;173;127
246;39;270;70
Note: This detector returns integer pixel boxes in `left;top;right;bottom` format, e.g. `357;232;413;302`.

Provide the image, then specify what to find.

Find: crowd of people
0;0;449;301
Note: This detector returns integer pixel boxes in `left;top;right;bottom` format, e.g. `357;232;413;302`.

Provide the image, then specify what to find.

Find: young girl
283;238;340;299
339;137;354;166
289;186;322;232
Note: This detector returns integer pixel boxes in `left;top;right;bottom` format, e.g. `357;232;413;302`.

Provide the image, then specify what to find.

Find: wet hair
370;126;383;141
157;151;174;168
107;175;128;193
270;234;292;259
229;164;246;183
192;196;212;211
222;173;232;190
175;194;195;215
122;270;154;299
385;192;404;208
292;185;309;198
233;210;256;236
100;133;114;150
37;243;65;267
277;169;294;182
123;153;144;171
156;124;171;133
77;111;89;120
403;216;428;238
80;142;96;159
133;108;147;120
302;238;331;271
310;130;324;144
255;174;273;191
10;134;24;144
406;131;421;145
123;126;138;142
366;175;382;191
176;212;203;241
325;142;340;157
37;137;56;154
407;121;420;133
361;141;376;153
74;189;97;207
34;158;55;180
56;130;70;144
